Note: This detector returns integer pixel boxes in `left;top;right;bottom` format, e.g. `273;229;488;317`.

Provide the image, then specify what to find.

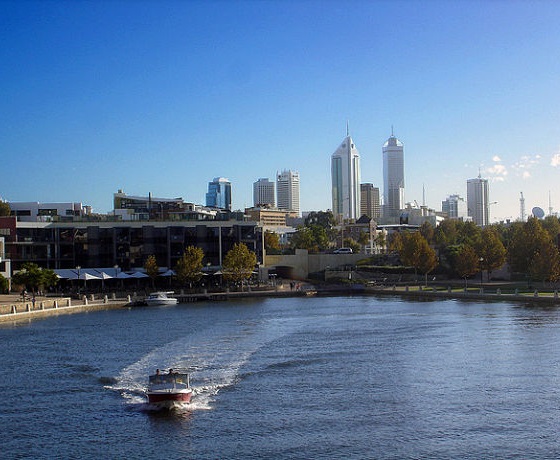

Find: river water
2;295;560;459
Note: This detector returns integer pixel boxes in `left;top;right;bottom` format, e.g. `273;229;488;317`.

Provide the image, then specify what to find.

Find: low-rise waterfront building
0;216;263;272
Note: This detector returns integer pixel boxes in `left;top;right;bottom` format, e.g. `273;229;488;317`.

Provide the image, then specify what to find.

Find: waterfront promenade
0;293;130;323
2;281;559;324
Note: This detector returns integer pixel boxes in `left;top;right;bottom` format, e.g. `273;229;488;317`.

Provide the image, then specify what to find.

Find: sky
1;0;559;223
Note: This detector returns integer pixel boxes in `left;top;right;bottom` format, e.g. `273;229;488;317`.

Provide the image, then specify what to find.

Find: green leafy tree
0;274;9;294
541;216;560;241
434;219;459;248
456;221;482;247
291;225;329;253
0;201;10;217
476;227;506;280
508;218;551;276
11;263;58;293
417;237;438;286
342;237;361;254
419;221;435;244
529;239;560;283
175;246;204;286
455;245;480;288
222;243;257;287
304;211;336;229
144;255;159;288
264;231;281;253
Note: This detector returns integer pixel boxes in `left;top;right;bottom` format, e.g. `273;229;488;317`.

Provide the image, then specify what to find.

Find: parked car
333;247;353;254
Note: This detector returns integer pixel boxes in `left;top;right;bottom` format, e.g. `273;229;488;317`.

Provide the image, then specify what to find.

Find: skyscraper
382;130;405;218
331;128;361;221
360;183;381;219
206;177;232;211
276;170;300;215
253;178;275;207
442;194;468;220
467;175;489;226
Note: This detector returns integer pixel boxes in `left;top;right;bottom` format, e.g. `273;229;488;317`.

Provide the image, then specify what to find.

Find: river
2;295;560;459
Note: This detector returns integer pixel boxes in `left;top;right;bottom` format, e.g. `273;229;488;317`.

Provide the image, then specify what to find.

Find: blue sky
1;0;559;222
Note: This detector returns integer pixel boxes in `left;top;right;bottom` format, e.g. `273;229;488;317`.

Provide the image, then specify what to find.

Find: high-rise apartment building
360;183;381;219
382;131;405;218
467;175;489;226
276;170;300;215
206;177;232;211
442;194;468;220
331;130;361;221
253;178;275;207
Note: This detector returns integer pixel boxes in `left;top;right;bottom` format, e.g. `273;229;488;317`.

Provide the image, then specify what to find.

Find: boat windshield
149;373;189;385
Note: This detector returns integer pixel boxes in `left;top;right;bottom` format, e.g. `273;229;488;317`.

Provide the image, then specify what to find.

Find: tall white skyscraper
331;128;361;221
276;170;300;215
253;178;275;207
382;130;405;218
467;175;489;226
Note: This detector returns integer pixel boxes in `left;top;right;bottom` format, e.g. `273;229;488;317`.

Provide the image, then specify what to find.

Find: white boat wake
107;317;295;411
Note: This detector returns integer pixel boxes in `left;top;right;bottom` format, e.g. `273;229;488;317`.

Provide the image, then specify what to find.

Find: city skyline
1;1;559;222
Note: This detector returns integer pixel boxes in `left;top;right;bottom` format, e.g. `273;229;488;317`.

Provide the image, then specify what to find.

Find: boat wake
107;317;294;411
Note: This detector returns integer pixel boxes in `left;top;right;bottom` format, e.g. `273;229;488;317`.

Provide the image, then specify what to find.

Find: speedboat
146;369;193;409
145;291;178;306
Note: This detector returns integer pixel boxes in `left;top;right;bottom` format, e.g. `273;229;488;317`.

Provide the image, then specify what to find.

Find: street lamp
76;265;81;294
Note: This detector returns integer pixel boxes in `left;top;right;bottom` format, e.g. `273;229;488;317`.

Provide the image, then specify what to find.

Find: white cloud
486;163;507;175
492;155;502;162
551;153;560;167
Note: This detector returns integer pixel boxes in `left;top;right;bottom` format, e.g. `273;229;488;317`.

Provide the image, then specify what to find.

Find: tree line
1;243;258;294
282;211;560;286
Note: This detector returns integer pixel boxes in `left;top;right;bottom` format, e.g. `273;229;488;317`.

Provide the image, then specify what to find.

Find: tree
419;221;435;244
541;216;560;241
508;218;551;276
434;219;458;248
175;246;204;286
476;227;506;280
0;201;10;217
455;245;480;288
342;237;361;254
11;263;58;293
529;239;560;284
392;231;436;283
0;274;9;294
417;238;438;287
304;211;336;229
264;231;281;253
222;243;257;287
144;255;159;288
291;225;329;253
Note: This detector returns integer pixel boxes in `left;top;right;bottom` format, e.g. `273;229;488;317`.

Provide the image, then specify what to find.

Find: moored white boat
145;291;178;306
146;369;193;409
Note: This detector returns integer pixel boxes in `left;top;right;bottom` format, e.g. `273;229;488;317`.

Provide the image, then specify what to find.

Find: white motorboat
145;291;179;306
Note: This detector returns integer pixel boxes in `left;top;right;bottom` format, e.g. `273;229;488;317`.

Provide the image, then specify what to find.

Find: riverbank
0;293;130;324
2;281;559;324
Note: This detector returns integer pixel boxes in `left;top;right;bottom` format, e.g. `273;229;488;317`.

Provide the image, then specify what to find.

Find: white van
333;248;353;254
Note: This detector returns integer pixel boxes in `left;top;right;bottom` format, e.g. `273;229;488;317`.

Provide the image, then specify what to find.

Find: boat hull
145;298;178;306
147;390;192;408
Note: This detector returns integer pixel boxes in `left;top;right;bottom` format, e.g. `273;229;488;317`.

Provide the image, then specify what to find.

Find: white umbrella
95;271;113;291
159;269;176;277
78;272;101;280
116;272;133;279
